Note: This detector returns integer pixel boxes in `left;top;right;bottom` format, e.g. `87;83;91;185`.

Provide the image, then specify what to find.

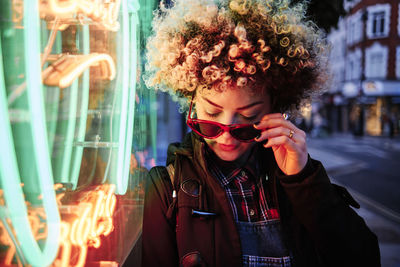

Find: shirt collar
205;144;260;186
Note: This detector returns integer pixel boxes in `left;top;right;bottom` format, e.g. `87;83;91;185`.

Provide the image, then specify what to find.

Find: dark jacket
141;132;380;267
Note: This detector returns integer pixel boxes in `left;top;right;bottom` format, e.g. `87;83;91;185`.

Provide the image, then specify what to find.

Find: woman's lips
217;143;238;151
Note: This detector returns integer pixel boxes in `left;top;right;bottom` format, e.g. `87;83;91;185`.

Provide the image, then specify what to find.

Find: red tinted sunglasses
186;100;261;142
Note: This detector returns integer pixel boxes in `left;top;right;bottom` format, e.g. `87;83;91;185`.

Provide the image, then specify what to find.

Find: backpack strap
166;164;176;189
165;164;178;221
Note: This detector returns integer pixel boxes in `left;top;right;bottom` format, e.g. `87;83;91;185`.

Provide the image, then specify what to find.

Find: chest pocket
178;178;201;208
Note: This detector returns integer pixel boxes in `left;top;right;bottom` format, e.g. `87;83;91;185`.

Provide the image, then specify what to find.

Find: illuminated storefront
0;0;157;265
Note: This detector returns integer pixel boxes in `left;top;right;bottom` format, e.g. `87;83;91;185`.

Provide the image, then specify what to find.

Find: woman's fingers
254;113;284;126
253;113;308;175
254;113;306;142
255;126;302;143
263;135;297;149
255;118;296;132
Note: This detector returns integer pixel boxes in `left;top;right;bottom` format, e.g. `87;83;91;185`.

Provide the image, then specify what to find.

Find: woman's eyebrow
202;97;223;108
202;96;264;110
237;101;264;111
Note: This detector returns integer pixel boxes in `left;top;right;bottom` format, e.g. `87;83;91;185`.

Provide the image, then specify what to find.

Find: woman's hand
254;113;308;176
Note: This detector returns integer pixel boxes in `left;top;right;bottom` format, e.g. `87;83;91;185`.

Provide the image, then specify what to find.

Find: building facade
327;0;400;137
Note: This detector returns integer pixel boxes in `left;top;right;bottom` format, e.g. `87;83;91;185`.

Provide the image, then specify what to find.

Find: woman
140;0;380;266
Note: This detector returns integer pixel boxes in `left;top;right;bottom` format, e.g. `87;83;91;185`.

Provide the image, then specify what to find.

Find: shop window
0;1;158;266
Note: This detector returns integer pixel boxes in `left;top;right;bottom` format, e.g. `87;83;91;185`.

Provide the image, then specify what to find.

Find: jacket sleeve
278;157;381;267
141;167;179;267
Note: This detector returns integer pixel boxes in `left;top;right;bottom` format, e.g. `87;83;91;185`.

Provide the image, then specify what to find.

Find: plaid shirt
206;147;279;222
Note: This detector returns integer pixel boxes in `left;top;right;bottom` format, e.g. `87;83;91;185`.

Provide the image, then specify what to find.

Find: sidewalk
308;134;400;267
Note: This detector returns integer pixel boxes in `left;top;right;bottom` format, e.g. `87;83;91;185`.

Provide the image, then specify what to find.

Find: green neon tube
59;80;79;183
0;31;59;267
0;42;30;267
46;86;60;155
122;5;140;195
22;0;60;265
115;0;130;195
70;25;90;189
47;30;62;157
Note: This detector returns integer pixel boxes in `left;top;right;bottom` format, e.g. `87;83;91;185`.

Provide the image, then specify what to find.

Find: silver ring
288;130;294;139
283;113;289;120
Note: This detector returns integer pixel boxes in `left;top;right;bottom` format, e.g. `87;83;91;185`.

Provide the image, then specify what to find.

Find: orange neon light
54;184;117;267
40;0;121;31
43;53;116;89
0;220;16;266
1;184;117;266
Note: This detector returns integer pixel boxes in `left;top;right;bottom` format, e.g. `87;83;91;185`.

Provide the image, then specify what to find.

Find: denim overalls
207;147;293;266
237;219;292;267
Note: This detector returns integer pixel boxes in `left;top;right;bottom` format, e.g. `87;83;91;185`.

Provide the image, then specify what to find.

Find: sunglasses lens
231;126;261;141
193;121;222;138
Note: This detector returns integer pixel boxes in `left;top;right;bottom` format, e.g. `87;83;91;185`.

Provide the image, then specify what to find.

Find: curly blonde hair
144;0;329;112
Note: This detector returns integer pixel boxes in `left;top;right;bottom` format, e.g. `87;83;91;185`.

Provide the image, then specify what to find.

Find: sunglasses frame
186;99;260;142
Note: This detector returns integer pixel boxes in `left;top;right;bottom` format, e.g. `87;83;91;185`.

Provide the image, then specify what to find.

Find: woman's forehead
197;84;266;98
196;86;268;108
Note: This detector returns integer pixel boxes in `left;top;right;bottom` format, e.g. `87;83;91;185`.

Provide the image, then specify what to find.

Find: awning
362;80;400;96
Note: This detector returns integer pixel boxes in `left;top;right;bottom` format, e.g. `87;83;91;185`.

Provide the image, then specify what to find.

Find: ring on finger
288;129;294;139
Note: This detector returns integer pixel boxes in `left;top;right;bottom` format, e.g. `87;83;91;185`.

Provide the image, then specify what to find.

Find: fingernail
254;121;260;126
255;133;262;140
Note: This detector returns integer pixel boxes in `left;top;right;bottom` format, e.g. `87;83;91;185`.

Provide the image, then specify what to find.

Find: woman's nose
220;114;237;125
219;128;235;141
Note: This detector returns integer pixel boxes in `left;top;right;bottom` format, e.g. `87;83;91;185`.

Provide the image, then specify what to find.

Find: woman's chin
214;150;240;162
206;139;254;162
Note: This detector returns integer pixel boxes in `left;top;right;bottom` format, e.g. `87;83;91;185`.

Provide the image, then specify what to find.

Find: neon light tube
0;37;59;267
22;1;60;265
0;36;26;263
122;3;140;195
43;53;116;89
58;54;116;88
48;0;77;15
115;0;130;195
59;79;78;184
70;25;90;189
0;193;27;265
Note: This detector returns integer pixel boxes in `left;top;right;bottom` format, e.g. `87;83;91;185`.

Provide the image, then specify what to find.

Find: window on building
365;43;388;78
372;11;385;35
370;52;383;77
367;4;391;39
346;11;363;45
345;49;362;81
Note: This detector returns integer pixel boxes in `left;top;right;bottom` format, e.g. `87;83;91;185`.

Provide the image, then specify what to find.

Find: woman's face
194;85;271;161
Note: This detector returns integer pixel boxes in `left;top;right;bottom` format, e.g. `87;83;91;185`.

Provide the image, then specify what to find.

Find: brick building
327;0;400;136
